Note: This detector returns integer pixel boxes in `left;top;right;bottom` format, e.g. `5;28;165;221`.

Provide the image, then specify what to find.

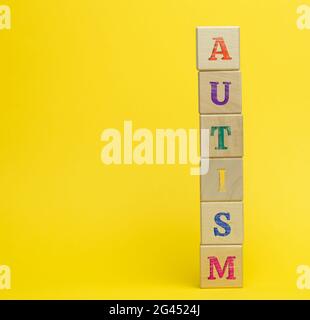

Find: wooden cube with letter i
196;26;243;288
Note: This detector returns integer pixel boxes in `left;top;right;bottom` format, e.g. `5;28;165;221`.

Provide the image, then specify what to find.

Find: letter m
208;256;236;280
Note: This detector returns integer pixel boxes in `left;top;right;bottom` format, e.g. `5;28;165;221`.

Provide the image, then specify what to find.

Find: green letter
211;126;231;150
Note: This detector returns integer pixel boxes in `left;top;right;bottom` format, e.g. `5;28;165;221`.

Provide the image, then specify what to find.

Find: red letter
208;256;236;280
208;37;232;61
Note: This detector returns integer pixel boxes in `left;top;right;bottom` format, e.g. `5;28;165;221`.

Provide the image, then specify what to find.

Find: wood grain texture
196;26;240;71
200;114;243;157
201;202;243;245
200;158;243;201
199;71;241;114
200;245;243;288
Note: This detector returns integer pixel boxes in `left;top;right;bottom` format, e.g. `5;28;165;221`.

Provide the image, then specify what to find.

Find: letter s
214;212;231;237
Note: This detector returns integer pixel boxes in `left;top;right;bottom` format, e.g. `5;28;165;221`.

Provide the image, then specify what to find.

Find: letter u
210;81;231;106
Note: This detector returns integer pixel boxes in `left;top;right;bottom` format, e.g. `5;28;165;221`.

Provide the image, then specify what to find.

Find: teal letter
211;126;231;150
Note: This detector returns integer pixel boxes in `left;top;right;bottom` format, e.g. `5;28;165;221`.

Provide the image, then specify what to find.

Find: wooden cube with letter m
200;245;242;288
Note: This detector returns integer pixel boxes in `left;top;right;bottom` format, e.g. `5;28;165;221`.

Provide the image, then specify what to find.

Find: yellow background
1;0;310;299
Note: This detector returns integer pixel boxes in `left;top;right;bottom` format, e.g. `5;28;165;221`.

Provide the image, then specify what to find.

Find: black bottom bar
0;300;308;318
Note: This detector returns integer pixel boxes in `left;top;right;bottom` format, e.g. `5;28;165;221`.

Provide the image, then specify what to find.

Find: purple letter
210;81;231;106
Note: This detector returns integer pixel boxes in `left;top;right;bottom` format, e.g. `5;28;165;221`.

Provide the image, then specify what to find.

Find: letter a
208;37;232;61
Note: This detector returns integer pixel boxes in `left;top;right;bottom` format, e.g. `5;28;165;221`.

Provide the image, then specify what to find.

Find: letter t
211;126;231;150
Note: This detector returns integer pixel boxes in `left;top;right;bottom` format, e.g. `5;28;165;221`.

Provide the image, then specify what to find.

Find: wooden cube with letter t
200;114;243;158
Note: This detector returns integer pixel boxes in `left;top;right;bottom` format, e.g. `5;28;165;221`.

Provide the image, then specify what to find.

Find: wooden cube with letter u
199;71;241;114
200;245;242;288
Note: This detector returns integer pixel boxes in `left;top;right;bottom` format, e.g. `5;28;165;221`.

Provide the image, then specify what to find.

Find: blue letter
214;212;231;237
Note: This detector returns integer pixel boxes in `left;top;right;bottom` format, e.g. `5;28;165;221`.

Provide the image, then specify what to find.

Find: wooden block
196;26;240;71
200;114;243;157
201;202;243;245
200;158;243;201
200;245;242;288
199;71;241;114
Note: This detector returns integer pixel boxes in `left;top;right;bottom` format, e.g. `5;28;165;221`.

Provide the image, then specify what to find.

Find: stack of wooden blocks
196;26;243;288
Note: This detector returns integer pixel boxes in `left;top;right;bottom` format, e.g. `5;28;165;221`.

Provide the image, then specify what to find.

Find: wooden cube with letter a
196;26;240;71
200;114;243;158
200;245;242;288
199;71;241;114
201;202;243;245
